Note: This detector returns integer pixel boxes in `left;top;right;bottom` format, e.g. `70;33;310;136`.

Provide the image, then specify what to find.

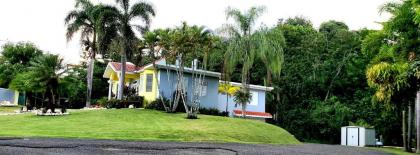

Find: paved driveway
0;138;389;155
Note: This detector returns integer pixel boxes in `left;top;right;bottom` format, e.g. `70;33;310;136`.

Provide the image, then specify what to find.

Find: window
200;81;207;96
146;74;153;92
248;91;258;106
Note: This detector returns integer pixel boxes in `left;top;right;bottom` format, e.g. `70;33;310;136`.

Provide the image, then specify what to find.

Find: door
347;127;359;146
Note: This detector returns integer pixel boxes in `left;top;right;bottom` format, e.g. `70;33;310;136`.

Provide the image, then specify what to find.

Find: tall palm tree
221;6;284;115
221;6;266;113
65;0;99;108
98;0;155;99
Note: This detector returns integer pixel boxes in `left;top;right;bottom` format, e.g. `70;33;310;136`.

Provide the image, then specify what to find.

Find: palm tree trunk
50;89;55;113
403;110;408;151
118;52;126;100
226;95;229;117
267;69;272;86
416;90;420;153
408;103;413;152
242;103;246;118
86;57;94;107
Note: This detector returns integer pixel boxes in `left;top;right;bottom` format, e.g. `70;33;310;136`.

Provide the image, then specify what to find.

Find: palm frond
380;2;402;14
75;0;93;10
116;0;130;12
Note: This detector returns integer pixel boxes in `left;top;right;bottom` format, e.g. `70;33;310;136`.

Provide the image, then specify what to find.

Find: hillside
0;109;299;144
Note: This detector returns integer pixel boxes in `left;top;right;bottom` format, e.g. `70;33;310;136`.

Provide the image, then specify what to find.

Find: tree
158;22;214;118
65;0;101;108
11;54;67;112
221;6;285;116
218;83;239;116
233;89;252;118
139;29;168;109
0;42;42;88
366;0;420;151
98;0;155;99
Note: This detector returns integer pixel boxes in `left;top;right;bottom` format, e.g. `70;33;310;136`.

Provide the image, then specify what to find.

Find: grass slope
0;109;299;144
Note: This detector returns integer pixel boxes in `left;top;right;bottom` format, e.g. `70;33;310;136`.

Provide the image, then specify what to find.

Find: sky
0;0;390;64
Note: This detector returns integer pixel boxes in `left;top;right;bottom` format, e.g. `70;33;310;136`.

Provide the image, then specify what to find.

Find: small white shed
341;126;376;147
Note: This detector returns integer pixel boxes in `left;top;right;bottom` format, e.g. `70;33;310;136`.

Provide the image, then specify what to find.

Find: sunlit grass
0;109;300;144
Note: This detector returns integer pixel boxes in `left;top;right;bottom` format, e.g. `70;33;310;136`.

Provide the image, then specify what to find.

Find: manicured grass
369;147;417;155
0;106;20;113
0;109;300;144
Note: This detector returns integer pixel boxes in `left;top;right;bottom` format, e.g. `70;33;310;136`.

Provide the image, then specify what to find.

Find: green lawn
0;106;21;113
0;109;299;144
369;147;417;155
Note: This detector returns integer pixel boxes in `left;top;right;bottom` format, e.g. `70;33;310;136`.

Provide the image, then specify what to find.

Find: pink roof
233;110;272;118
110;62;141;73
109;58;165;73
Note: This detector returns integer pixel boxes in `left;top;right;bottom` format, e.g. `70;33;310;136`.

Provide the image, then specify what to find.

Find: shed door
347;127;359;146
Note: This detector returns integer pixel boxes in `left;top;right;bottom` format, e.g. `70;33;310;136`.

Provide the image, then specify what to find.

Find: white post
108;80;112;100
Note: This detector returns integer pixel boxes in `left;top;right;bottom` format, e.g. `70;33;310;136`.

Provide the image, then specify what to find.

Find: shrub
145;97;168;111
199;108;228;116
127;96;144;108
100;99;125;109
99;96;144;109
95;97;108;107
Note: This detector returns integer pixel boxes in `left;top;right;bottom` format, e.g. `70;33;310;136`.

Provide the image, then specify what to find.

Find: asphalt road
0;138;389;155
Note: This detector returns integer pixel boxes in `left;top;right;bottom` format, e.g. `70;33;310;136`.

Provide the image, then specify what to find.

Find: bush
199;108;228;116
95;97;108;107
127;96;144;108
99;96;144;109
145;97;168;111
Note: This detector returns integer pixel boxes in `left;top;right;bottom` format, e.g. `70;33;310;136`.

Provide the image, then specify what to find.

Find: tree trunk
416;90;420;153
226;95;229;117
118;53;126;100
50;89;55;113
266;69;272;86
408;103;413;152
403;110;408;151
86;57;94;107
242;103;246;118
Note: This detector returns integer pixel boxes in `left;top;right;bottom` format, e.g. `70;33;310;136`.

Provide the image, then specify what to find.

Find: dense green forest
205;17;401;144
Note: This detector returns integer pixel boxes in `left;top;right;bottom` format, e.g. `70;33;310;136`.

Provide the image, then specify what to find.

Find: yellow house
103;59;164;105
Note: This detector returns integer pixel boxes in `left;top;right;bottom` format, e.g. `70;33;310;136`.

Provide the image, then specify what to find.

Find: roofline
233;113;273;118
103;62;138;78
136;63;153;72
220;81;274;91
155;64;221;78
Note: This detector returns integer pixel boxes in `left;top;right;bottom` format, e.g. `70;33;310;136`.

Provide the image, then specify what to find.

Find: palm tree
29;54;67;112
254;28;285;86
158;22;214;117
98;0;155;99
380;1;420;152
218;83;239;116
233;88;252;118
65;0;99;108
221;6;284;115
